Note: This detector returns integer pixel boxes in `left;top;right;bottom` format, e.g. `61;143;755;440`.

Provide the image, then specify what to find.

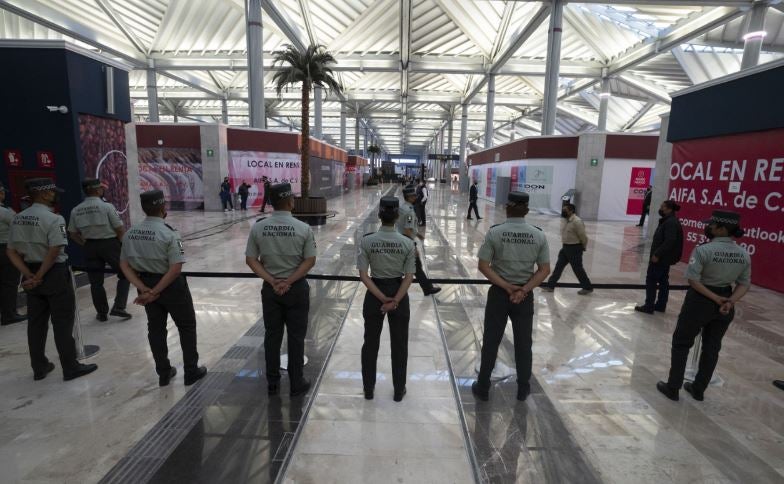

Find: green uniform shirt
685;237;751;287
245;211;317;278
67;196;123;239
8;203;68;263
0;205;15;244
120;217;186;274
357;226;416;278
396;200;417;236
478;217;550;285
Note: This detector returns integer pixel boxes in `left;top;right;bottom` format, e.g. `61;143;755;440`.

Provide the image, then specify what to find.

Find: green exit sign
590;158;599;167
206;149;214;157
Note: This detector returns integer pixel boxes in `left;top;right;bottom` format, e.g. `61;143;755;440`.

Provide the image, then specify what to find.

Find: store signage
626;167;652;215
671;127;784;292
4;149;22;167
36;151;55;169
428;154;459;161
590;158;599;167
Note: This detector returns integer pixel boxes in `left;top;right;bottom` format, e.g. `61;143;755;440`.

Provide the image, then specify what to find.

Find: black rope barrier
70;266;690;290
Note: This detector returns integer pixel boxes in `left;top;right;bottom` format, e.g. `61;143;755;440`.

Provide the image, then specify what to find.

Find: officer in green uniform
119;190;207;387
472;191;550;402
6;178;98;381
68;178;130;321
0;182;26;325
399;185;440;296
657;210;751;402
245;183;316;397
358;197;416;402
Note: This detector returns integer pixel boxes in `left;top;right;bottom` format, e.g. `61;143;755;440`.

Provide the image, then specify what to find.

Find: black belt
563;243;583;246
703;284;732;293
138;271;165;277
372;277;403;284
27;262;66;270
85;238;117;242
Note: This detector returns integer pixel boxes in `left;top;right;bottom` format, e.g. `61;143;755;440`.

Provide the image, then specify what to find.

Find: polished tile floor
0;182;782;484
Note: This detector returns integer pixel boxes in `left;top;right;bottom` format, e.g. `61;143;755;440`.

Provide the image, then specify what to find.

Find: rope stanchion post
70;267;99;360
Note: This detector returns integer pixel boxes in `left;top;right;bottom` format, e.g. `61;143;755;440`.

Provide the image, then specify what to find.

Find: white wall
597;158;656;221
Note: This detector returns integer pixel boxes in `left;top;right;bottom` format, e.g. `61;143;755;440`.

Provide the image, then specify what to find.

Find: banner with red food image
137;147;204;210
78;114;130;226
626;167;652;215
670;127;784;292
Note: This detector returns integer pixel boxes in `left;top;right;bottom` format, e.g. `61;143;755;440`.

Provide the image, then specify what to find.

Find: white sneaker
224;209;229;212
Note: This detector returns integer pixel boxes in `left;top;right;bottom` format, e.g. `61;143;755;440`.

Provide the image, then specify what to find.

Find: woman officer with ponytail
657;210;751;402
357;197;416;402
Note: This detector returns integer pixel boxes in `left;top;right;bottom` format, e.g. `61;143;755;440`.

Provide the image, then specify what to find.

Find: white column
459;104;469;193
340;104;347;149
314;86;322;139
354;114;360;152
146;60;159;122
597;76;610;131
510;119;516;141
447;116;454;154
741;2;769;70
246;0;265;128
542;0;564;135
221;97;229;124
484;73;495;148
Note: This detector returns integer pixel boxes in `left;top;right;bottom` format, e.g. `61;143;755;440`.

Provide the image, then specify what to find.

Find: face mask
51;192;60;205
658;209;667;217
704;225;714;240
561;211;569;218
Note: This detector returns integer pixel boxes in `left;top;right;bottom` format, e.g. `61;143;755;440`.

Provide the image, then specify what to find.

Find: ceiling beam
623;102;654;131
94;0;148;55
687;39;784;54
607;6;745;77
574;0;753;6
464;4;551;103
670;45;709;84
259;0;307;52
400;0;412;149
617;73;672;104
297;0;318;46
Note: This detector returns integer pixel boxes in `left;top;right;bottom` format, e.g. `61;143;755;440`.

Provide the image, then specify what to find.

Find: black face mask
704;225;714;240
658;209;667;217
561;211;569;218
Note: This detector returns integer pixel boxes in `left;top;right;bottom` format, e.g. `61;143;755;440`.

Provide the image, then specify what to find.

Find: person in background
68;178;131;322
656;210;750;402
6;178;98;381
220;177;234;212
541;203;593;295
637;186;652;227
399;186;441;296
415;179;429;226
260;176;271;213
0;182;25;325
635;200;684;314
120;190;207;387
467;179;481;220
238;181;250;211
774;380;784;391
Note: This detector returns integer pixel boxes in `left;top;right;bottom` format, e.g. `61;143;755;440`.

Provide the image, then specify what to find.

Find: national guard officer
472;191;550;402
119;190;207;387
358;197;416;402
5;178;98;381
0;182;26;325
657;210;751;402
68;178;131;321
245;183;316;397
399;185;440;296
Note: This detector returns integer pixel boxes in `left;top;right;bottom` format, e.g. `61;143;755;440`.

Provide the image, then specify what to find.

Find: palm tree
272;44;343;199
368;144;381;176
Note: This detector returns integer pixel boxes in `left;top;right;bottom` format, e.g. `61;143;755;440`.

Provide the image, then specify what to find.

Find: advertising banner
626;167;653;215
78;114;130;226
137;147;203;210
524;165;554;207
228;151;301;208
671;127;784;292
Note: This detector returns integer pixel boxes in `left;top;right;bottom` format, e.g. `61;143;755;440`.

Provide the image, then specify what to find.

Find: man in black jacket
637;186;652;227
635;200;683;314
467;179;481;220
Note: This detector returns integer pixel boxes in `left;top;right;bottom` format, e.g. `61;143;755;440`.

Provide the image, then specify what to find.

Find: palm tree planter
367;144;381;181
272;44;342;225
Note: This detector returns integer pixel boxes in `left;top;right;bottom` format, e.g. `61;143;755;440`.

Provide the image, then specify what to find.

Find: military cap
704;210;741;226
402;185;417;197
140;189;166;206
269;183;293;203
26;177;64;194
507;191;529;205
379;197;399;210
81;178;107;191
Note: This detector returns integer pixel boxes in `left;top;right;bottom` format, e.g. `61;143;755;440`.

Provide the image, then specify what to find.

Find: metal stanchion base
474;361;515;382
684;369;723;387
78;344;100;360
280;354;309;371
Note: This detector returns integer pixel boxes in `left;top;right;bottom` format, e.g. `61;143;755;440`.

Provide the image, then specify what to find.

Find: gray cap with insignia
140;189;166;208
269;183;293;204
26;177;65;194
507;191;529;205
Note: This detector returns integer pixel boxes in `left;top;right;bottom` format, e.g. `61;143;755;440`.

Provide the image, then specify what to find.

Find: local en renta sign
670;127;784;293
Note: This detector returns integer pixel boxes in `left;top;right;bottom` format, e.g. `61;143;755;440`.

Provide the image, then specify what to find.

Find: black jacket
651;214;684;266
469;184;478;201
642;190;652;211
